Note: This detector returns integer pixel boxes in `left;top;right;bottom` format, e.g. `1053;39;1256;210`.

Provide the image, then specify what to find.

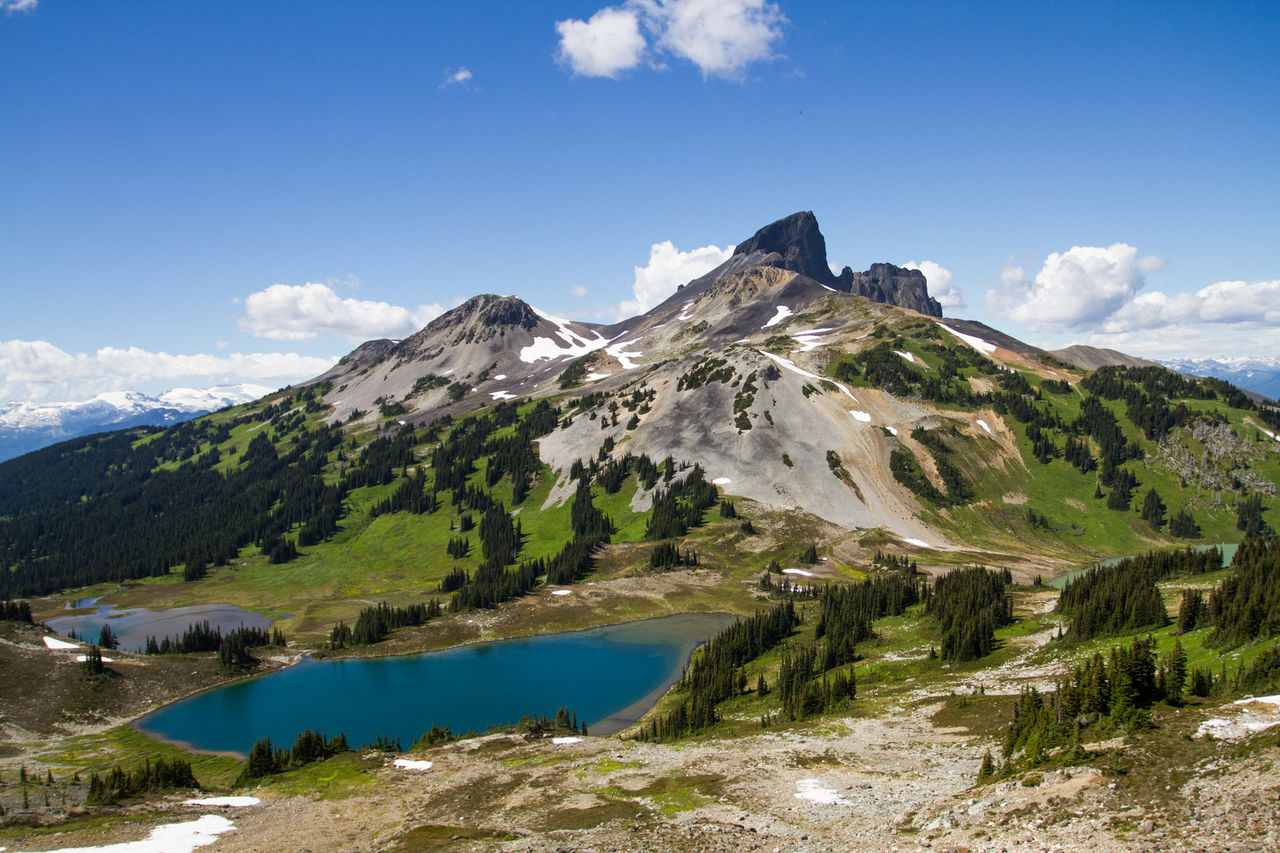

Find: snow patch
850;411;872;423
938;323;997;354
976;419;994;435
895;350;915;363
757;351;859;403
493;374;506;381
393;759;434;771
74;654;116;663
677;301;695;321
763;305;793;328
712;477;731;485
605;338;644;370
789;328;834;353
794;778;850;805
551;589;573;597
584;372;612;382
1196;695;1280;740
552;736;582;745
782;569;814;577
489;391;516;401
519;307;610;363
183;797;260;808
902;538;933;549
38;814;237;852
43;636;79;650
886;426;899;436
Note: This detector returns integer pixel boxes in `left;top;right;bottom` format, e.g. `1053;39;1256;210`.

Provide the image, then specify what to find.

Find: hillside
1;212;1279;851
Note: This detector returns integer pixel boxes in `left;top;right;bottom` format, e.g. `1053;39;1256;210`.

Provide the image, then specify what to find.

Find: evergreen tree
97;624;119;650
1140;488;1166;529
1169;507;1199;539
1161;638;1187;705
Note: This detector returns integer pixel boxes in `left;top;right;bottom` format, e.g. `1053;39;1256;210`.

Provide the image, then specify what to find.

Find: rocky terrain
5;595;1277;853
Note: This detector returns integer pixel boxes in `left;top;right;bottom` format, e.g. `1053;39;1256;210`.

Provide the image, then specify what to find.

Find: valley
1;213;1278;852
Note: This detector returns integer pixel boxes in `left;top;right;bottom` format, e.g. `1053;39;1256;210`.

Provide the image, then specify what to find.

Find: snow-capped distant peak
158;384;273;412
1158;356;1280;400
0;384;272;461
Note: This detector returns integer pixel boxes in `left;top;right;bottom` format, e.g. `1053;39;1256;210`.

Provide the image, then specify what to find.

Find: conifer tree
1140;488;1165;529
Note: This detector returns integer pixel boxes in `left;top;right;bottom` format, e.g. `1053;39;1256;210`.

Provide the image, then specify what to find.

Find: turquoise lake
135;612;737;755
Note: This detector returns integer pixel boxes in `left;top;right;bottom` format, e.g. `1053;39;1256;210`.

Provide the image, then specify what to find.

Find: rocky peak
731;212;943;317
732;211;838;286
446;294;540;331
398;294;541;355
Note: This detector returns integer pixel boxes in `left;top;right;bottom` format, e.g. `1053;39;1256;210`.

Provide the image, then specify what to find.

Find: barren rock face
840;263;942;318
732;210;838;286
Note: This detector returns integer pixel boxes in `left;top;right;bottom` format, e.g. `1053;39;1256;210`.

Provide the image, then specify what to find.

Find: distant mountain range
1158;356;1280;401
0;385;271;462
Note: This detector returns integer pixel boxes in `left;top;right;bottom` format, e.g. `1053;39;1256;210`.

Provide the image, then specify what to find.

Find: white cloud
555;0;785;80
1075;324;1280;362
440;66;473;89
645;0;786;78
903;260;965;310
987;242;1280;360
555;6;647;78
616;240;733;316
1105;278;1280;333
988;243;1164;332
570;285;590;298
238;282;445;342
1;0;38;13
0;339;334;404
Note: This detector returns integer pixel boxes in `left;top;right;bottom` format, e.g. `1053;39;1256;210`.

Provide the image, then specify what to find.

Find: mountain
307;213;961;538
1051;345;1161;371
728;211;943;316
1159;355;1280;401
0;384;271;462
318;212;944;423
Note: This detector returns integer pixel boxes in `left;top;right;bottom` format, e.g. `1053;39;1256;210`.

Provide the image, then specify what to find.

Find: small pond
1047;542;1239;589
46;597;276;654
136;611;737;755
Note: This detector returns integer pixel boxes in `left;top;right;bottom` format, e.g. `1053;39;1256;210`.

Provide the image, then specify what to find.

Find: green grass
252;752;379;799
25;725;241;790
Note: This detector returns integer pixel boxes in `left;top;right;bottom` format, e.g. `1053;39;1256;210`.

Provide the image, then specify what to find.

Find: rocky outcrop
732;212;943;317
837;263;942;318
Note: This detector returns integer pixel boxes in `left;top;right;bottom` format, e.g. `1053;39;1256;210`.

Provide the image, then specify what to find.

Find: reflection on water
47;600;276;654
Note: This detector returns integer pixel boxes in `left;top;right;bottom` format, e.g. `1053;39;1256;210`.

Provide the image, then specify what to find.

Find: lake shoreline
129;610;738;757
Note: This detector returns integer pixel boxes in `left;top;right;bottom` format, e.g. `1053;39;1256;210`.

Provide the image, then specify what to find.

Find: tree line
328;600;441;648
635;601;800;740
1057;547;1224;640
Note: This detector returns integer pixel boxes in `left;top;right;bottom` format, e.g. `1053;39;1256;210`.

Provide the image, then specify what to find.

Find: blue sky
2;0;1278;403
